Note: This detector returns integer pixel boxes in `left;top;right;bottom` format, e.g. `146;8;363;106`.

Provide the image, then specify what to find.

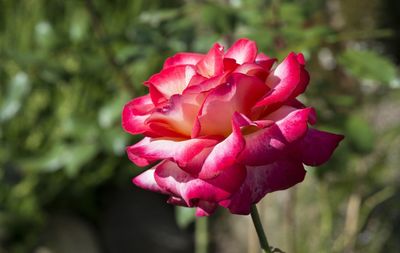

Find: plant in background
122;38;343;252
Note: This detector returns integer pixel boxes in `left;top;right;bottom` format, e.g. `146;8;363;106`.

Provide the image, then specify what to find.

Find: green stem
250;205;272;253
195;217;208;253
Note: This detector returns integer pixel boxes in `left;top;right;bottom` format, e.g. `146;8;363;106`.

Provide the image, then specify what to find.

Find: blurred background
1;0;400;252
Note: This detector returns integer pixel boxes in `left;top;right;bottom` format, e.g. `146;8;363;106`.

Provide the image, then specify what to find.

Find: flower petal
198;112;247;179
297;128;344;166
154;160;246;206
147;93;206;137
220;160;306;215
146;65;197;103
132;168;169;194
196;201;218;216
126;137;218;171
197;73;268;137
255;52;301;107
239;107;313;166
167;196;187;206
183;72;229;95
225;38;258;64
163;52;204;69
122;95;154;135
196;43;224;78
255;53;277;70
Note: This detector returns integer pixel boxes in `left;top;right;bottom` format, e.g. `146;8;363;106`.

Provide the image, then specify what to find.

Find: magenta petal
266;106;314;142
167;196;188;206
163;52;204;69
132;168;169;195
225;38;258;64
239;107;313;166
255;52;301;107
195;201;218;216
297;128;344;166
154;160;246;206
122;95;154;135
221;160;306;215
126;137;218;171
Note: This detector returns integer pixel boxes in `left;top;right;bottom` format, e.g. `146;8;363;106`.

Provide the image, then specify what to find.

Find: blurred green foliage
1;0;400;253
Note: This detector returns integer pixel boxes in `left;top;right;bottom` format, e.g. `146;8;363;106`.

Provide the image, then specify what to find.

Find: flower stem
250;205;272;253
195;217;208;253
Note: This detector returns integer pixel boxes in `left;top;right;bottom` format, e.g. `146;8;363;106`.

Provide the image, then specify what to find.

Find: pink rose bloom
122;38;344;216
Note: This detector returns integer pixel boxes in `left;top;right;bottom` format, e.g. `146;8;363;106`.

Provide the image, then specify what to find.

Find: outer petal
288;53;310;99
146;65;197;103
197;73;269;137
163;52;204;69
196;201;218;216
238;107;314;166
196;43;224;78
296;128;344;166
126;137;218;172
154;160;246;206
132;168;169;194
225;38;258;64
122;94;154;135
255;52;301;107
167;196;188;206
220;160;306;215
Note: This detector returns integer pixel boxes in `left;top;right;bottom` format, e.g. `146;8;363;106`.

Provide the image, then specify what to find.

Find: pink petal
239;107;313;166
183;72;229;95
163;52;204;69
196;201;218;216
297;128;344;166
196;43;224;78
233;63;269;81
198;112;247;179
255;53;277;70
255;53;271;62
126;137;218;172
296;53;306;65
221;160;306;215
289;53;310;99
146;93;206;137
132;168;169;194
265;106;315;142
167;196;187;206
255;52;301;107
225;38;258;64
122;95;154;135
146;65;197;103
154;160;246;206
197;73;268;137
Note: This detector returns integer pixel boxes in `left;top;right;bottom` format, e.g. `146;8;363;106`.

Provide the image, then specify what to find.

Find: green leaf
345;115;375;153
0;72;31;122
22;143;98;177
98;92;130;129
338;49;398;84
175;206;196;229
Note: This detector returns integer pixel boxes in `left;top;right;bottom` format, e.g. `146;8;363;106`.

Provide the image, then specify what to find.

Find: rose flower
122;38;344;216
